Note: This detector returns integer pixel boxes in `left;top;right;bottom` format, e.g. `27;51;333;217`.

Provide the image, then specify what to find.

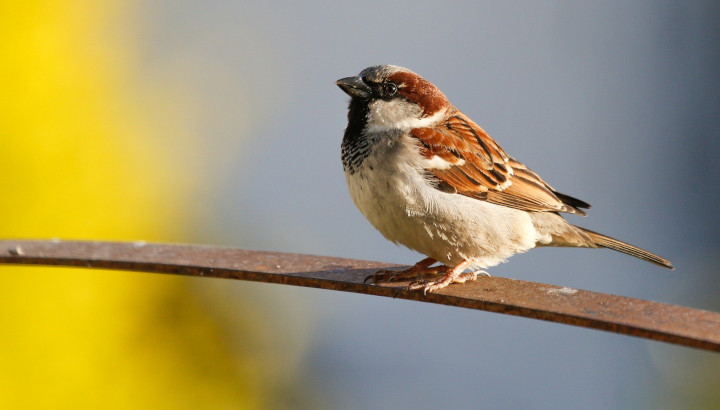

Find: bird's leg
364;257;445;284
408;260;484;294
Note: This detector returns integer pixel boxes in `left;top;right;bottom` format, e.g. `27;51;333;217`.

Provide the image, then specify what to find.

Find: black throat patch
341;98;372;174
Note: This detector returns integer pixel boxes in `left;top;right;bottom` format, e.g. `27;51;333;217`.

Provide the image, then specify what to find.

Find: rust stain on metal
0;239;718;352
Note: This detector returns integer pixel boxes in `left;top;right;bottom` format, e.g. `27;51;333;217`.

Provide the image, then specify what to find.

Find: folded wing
412;110;590;216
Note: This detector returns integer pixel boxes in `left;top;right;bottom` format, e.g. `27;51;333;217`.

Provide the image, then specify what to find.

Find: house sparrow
336;65;673;294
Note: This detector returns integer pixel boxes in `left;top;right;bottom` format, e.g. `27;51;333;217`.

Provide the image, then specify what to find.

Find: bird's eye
383;82;398;96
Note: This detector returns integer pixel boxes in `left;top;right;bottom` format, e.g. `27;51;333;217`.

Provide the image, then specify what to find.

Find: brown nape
390;71;449;116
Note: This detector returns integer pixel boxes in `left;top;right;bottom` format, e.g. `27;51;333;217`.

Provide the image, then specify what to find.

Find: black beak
336;76;372;99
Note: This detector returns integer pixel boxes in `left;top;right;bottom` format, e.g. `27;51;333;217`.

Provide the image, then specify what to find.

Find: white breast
345;132;541;269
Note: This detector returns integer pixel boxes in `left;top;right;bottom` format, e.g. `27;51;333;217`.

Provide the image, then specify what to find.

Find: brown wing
412;109;589;215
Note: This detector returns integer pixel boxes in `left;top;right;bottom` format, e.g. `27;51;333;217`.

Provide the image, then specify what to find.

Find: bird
335;65;673;294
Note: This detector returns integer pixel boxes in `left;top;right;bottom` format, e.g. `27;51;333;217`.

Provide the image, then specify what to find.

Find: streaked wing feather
412;109;589;215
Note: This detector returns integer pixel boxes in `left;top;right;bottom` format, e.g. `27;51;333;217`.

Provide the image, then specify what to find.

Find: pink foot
407;260;488;294
364;257;446;284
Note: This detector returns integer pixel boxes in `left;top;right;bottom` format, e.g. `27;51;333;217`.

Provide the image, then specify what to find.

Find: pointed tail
579;227;674;270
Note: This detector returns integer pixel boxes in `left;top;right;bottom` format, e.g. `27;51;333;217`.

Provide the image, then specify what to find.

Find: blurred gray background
141;1;720;408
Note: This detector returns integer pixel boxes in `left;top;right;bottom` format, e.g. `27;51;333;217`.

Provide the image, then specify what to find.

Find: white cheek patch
365;100;447;133
366;99;421;132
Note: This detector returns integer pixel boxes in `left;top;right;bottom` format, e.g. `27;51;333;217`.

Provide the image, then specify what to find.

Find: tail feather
579;227;674;269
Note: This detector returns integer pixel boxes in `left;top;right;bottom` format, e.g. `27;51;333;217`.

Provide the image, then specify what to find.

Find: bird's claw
364;259;445;285
407;269;488;294
364;269;409;284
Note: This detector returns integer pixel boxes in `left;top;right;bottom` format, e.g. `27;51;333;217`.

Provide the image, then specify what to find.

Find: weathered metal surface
1;239;718;352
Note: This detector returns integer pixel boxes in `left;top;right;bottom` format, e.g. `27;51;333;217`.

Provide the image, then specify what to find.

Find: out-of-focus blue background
4;1;719;408
174;2;720;408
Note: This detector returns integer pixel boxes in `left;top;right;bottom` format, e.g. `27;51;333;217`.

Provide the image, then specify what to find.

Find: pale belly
345;160;540;269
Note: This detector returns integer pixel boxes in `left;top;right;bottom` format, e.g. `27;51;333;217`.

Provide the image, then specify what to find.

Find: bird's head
336;65;450;132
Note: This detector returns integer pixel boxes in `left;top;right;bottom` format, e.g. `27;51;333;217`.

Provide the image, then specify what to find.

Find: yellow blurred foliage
0;2;286;408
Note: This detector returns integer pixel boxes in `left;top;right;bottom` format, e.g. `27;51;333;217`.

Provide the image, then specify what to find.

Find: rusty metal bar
1;239;718;352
